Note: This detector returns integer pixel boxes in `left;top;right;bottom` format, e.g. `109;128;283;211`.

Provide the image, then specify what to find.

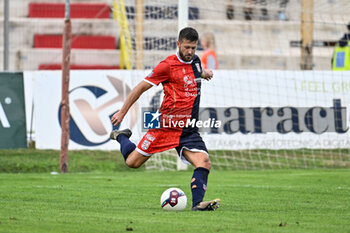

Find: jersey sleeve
144;60;170;86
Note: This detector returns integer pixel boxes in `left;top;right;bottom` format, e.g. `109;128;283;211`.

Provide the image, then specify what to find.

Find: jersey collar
176;52;193;64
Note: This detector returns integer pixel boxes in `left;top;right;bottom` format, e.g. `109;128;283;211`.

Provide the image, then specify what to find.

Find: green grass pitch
0;169;349;233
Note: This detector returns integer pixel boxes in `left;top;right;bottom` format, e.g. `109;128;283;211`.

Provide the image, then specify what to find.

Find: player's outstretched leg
110;129;135;161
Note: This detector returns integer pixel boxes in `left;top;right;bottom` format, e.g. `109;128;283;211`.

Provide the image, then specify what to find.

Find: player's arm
111;80;153;126
201;68;213;81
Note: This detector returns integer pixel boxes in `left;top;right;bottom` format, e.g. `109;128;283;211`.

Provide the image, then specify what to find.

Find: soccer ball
160;188;187;211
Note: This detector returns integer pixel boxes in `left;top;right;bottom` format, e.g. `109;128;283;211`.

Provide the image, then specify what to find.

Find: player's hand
201;69;213;81
111;110;125;127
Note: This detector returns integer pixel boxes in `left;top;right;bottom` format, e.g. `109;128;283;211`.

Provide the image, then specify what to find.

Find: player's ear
177;40;180;48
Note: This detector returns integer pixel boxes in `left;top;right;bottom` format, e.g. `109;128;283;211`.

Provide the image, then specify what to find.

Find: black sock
117;134;136;161
191;167;209;207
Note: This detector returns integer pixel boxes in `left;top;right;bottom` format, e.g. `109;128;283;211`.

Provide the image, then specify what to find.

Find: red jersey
144;53;203;130
136;53;207;156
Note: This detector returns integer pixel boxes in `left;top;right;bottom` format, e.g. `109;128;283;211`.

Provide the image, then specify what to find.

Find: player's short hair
178;27;199;43
347;22;350;31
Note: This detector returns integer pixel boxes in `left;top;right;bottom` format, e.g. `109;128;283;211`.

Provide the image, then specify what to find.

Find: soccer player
110;27;220;211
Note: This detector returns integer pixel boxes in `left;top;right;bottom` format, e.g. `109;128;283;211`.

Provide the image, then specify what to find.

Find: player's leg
125;150;150;168
110;129;149;168
182;149;211;169
182;150;220;211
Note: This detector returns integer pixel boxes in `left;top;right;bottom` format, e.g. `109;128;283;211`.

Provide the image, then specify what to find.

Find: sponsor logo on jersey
145;134;156;142
141;140;151;150
183;75;197;97
183;75;195;88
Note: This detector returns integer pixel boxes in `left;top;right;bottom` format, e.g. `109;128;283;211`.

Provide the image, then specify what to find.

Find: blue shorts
175;131;209;165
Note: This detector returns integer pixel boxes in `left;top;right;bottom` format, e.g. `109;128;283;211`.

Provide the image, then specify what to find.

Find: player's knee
197;156;211;170
125;159;141;169
203;157;211;170
191;153;211;170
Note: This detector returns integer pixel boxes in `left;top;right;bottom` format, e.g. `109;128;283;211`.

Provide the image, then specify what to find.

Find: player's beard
179;50;194;62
